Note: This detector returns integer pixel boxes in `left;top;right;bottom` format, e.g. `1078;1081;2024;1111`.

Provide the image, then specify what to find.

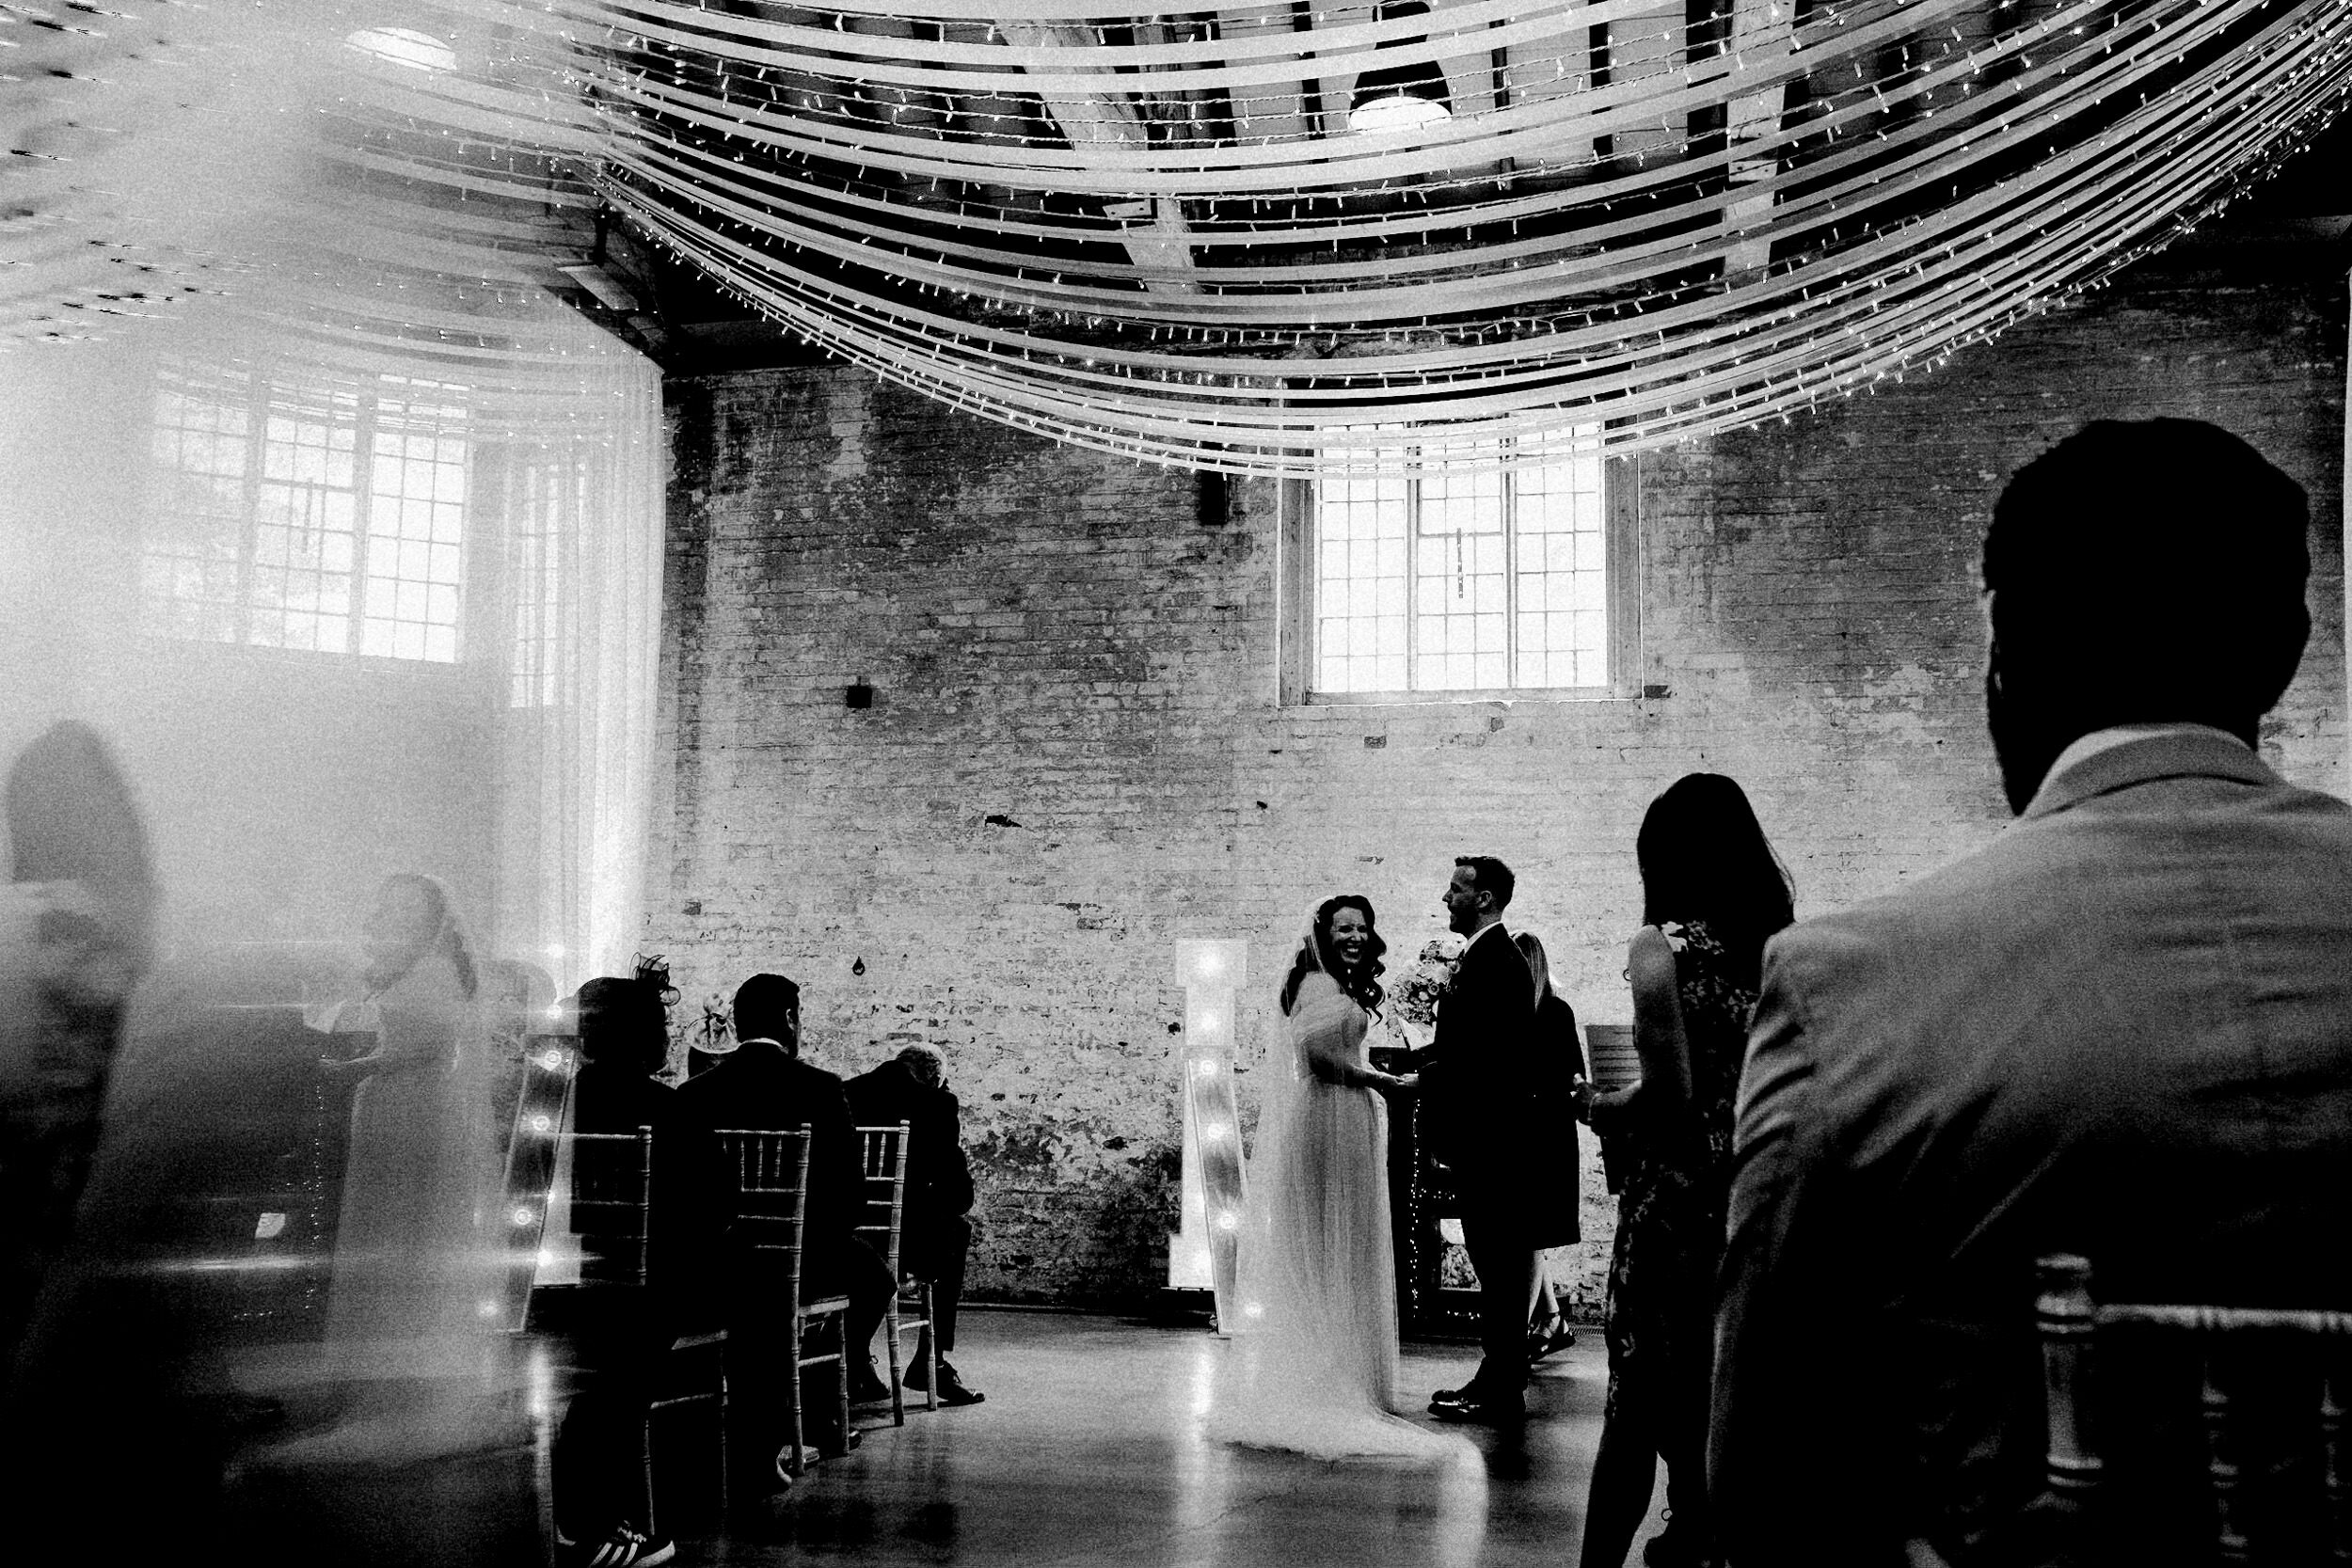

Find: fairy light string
0;1;2344;470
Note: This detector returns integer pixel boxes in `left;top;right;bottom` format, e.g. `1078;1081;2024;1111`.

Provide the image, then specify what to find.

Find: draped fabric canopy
1;1;2347;473
579;0;2352;471
0;1;662;987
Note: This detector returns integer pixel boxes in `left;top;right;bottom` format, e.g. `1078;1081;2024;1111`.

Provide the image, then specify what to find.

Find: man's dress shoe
1429;1387;1525;1425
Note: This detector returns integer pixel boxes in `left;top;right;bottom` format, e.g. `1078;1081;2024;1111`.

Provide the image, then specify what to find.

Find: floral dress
1603;917;1755;1421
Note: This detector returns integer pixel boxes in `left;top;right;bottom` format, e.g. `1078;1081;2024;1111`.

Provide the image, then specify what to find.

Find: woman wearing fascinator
1207;895;1470;1462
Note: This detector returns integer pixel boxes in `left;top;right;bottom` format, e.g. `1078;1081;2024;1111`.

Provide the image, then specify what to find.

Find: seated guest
676;974;895;1489
1711;420;2352;1566
554;975;713;1568
846;1044;985;1406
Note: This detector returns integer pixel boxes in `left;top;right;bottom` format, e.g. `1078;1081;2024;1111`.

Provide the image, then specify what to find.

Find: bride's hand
1387;1071;1420;1092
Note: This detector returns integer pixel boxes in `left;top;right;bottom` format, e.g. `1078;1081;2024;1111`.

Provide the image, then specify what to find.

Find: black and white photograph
2;3;2348;1564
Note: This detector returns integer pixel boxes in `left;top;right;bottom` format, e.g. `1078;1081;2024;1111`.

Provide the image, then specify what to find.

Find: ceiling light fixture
1348;1;1453;135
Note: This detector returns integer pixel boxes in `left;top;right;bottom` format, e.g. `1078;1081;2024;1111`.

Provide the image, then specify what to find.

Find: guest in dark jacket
846;1044;984;1406
553;975;714;1568
676;974;895;1487
570;976;721;1297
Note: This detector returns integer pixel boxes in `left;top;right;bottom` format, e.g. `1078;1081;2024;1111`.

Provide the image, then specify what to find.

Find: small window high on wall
1280;435;1639;704
141;360;470;663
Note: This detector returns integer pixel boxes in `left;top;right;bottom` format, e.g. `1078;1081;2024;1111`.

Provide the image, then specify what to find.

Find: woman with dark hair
303;872;504;1458
1211;895;1466;1461
1574;774;1793;1568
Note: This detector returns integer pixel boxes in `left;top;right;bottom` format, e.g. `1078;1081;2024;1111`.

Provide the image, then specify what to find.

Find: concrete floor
215;1307;1670;1566
698;1308;1665;1568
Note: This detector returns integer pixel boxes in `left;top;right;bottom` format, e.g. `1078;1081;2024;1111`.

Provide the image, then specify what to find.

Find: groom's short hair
1454;854;1516;911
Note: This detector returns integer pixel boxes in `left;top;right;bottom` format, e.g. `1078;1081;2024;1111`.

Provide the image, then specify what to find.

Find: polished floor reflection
698;1308;1657;1567
215;1307;1666;1565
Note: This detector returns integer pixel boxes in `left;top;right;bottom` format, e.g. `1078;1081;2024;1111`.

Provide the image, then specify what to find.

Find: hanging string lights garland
561;0;2352;472
2;3;2346;472
0;0;621;424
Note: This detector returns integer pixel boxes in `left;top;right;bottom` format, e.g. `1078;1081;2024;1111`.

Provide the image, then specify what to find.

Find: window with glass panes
141;360;470;663
1307;436;1620;697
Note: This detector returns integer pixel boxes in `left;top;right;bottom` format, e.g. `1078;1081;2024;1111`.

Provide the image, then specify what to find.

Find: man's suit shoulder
1756;762;2352;1112
1459;928;1531;983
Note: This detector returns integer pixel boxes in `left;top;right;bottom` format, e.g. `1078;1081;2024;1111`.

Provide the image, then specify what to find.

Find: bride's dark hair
1279;894;1389;1016
362;872;480;1000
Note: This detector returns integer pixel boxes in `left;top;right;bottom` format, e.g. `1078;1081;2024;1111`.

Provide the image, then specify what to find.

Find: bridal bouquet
1384;933;1464;1041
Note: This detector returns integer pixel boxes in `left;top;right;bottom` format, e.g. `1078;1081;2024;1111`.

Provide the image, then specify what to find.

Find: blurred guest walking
0;721;156;1368
0;724;166;1556
1575;775;1792;1568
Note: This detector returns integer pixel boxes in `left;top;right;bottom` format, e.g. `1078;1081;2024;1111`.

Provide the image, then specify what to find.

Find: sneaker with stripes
558;1524;675;1567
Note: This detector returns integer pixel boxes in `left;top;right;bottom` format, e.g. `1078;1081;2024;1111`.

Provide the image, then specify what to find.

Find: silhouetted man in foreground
1711;420;2352;1566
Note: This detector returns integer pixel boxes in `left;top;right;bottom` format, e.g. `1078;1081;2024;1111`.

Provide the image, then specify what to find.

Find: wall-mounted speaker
1197;469;1229;528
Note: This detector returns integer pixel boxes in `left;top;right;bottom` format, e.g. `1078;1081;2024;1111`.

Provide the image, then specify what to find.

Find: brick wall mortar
646;266;2347;1313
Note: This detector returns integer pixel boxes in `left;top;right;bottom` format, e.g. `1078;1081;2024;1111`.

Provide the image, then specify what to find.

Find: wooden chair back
714;1127;814;1291
566;1127;654;1290
856;1121;935;1420
714;1126;856;1475
855;1122;910;1278
556;1124;730;1528
2036;1253;2352;1564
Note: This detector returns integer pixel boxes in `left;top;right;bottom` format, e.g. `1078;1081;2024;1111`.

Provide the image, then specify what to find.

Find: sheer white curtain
485;312;664;993
0;0;663;976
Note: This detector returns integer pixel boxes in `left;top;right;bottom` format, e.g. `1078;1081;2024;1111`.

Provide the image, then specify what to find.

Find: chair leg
883;1290;906;1427
920;1281;939;1414
639;1411;659;1539
786;1315;809;1478
833;1315;852;1454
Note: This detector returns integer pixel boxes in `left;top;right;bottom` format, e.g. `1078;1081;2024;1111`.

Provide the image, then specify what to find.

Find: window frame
1279;447;1642;705
139;357;483;669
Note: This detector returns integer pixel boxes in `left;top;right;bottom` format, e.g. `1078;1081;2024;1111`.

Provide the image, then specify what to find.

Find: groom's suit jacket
1711;728;2352;1567
1422;922;1552;1241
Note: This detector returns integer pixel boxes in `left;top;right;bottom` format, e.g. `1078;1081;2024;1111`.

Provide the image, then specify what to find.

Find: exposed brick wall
647;257;2347;1314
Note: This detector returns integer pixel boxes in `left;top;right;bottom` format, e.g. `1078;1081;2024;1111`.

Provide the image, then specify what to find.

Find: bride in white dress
1209;895;1472;1462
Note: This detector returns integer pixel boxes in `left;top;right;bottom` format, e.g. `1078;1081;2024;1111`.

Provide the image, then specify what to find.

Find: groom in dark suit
1424;854;1545;1423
